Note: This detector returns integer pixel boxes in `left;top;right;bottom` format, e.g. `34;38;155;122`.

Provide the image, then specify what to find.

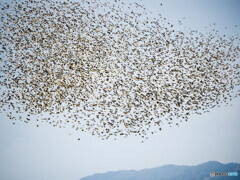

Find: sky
0;0;240;180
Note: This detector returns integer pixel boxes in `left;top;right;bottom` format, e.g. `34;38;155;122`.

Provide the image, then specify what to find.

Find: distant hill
80;161;240;180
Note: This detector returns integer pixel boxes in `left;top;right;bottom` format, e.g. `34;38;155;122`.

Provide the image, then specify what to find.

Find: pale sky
0;0;240;180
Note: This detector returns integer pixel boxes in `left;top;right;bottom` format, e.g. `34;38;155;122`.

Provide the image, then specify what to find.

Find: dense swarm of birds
0;0;240;140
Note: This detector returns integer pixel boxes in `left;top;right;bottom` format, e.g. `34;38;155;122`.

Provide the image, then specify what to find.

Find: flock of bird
0;0;240;140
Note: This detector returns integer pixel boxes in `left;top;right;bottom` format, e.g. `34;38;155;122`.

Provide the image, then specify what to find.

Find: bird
0;0;239;141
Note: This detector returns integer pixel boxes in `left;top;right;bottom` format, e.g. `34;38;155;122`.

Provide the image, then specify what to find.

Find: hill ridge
80;161;240;180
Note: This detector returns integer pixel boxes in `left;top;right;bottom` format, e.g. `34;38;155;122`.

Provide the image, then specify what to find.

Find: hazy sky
0;0;240;180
